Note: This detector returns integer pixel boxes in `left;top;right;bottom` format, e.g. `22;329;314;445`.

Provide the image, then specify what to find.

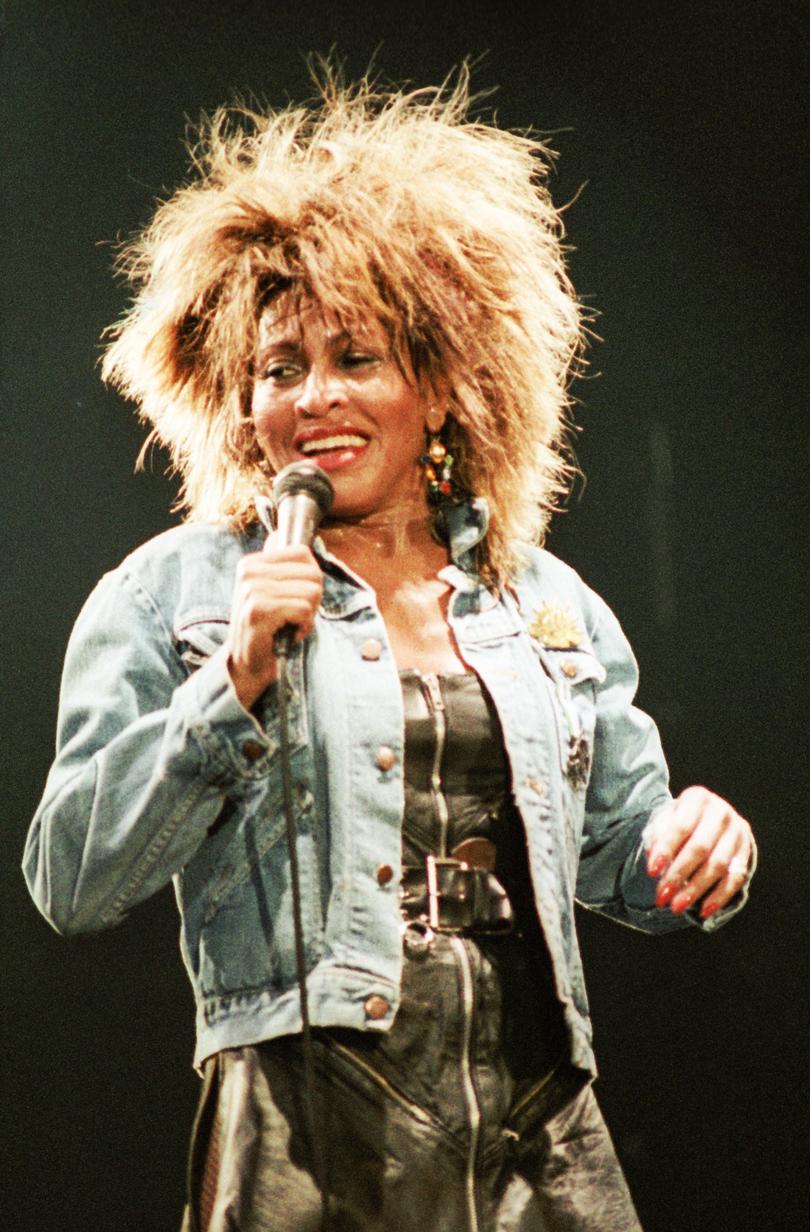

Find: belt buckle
425;854;462;931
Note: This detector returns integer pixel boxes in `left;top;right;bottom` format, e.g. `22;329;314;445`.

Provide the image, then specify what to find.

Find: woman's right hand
226;532;324;711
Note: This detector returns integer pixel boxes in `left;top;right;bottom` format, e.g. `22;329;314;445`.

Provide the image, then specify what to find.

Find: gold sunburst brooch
528;602;583;650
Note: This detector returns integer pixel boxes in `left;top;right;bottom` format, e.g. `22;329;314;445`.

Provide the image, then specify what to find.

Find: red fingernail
700;900;720;919
656;882;676;908
671;890;694;914
648;854;668;878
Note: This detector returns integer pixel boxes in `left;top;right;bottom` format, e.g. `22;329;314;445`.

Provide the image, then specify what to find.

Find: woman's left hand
645;786;755;921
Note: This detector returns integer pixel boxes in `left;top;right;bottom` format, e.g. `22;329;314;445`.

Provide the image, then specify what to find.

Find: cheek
251;390;290;463
374;382;428;451
395;403;430;458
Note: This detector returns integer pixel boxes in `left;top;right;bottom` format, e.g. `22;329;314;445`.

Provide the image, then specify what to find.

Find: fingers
652;787;730;884
233;543;322;619
227;543;324;709
261;532;316;562
645;786;754;921
693;840;751;919
230;588;321;652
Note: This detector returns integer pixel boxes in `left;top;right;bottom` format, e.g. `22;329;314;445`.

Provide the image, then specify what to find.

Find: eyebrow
255;326;384;362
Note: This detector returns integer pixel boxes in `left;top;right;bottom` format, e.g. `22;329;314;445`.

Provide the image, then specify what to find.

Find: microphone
269;461;334;654
272;460;335;548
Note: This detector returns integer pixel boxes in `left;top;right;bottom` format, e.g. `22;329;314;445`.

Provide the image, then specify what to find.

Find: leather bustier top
400;669;539;935
399;669;567;1077
401;670;513;858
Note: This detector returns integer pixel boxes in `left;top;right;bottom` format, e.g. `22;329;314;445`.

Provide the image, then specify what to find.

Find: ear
425;404;447;434
424;369;451;434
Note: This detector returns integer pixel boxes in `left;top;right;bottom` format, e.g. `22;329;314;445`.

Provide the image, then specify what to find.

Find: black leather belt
400;842;514;935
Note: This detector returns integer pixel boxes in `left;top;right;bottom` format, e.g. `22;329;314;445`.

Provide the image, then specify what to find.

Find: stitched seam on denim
119;568;176;657
66;755;101;922
202;818;289;924
98;776;215;927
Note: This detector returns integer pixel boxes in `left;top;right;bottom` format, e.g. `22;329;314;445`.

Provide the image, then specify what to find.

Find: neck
321;503;445;568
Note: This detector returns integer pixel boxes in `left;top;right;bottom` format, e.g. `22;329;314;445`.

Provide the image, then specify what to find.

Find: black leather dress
183;671;640;1232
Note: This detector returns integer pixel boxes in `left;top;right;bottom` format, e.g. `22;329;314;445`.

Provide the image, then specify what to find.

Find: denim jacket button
375;863;394;886
241;740;264;762
361;638;383;661
375;746;396;772
562;660;578;678
364;995;390;1021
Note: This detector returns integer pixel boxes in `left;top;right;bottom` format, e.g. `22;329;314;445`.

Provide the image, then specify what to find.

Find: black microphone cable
275;640;331;1231
256;461;334;1231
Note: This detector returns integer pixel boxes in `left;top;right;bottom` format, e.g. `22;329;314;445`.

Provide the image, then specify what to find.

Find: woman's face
251;298;437;522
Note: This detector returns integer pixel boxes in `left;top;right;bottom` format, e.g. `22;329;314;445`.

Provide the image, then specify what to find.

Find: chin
327;502;375;523
325;481;377;518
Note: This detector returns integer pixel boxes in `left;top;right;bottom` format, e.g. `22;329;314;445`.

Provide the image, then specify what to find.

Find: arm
24;534;324;937
575;592;755;933
22;567;277;936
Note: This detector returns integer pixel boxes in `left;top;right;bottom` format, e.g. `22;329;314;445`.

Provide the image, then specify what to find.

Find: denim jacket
23;500;750;1072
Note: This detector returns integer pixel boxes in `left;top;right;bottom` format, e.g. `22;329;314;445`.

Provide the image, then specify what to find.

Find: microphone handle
273;491;323;655
274;624;297;657
275;493;324;549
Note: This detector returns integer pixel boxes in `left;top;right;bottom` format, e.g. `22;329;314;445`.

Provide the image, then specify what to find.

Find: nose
294;365;347;418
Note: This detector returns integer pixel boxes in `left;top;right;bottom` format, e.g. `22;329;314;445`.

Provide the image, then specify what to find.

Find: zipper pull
421;671;445;713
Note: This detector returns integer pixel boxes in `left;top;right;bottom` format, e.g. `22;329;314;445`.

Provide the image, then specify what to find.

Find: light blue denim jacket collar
314;495;490;619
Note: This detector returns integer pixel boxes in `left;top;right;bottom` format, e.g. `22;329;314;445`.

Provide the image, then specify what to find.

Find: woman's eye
341;352;376;370
258;352;377;380
264;361;301;381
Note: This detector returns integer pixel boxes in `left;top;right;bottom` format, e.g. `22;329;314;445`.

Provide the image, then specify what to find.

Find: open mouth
298;433;368;457
294;429;370;472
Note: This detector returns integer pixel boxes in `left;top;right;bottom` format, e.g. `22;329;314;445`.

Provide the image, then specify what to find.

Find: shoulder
87;521;263;629
513;545;638;671
119;520;260;578
513;546;612;636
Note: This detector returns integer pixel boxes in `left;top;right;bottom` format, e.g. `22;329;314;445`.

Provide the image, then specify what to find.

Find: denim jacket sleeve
574;583;753;934
23;564;274;936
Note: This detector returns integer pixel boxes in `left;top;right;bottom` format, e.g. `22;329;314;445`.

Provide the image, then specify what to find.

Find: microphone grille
271;461;334;516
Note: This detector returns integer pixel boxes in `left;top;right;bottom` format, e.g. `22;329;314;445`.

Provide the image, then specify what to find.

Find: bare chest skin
373;570;468;675
321;521;470;676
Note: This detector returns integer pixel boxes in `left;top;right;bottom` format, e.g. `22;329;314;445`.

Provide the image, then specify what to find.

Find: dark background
2;2;806;1229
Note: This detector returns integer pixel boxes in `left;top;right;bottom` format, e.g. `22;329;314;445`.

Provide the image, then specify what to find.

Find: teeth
299;434;367;454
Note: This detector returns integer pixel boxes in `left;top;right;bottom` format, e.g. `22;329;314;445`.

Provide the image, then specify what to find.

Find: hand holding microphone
226;462;334;711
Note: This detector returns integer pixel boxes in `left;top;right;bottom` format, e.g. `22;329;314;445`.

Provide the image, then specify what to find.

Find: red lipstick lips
293;424;370;472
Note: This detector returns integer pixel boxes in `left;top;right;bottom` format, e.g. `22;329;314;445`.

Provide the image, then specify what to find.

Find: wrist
227;654;277;712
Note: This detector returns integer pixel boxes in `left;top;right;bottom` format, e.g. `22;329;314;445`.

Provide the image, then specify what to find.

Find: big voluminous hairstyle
102;69;585;584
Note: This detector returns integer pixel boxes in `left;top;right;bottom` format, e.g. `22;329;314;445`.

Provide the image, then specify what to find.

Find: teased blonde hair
102;69;584;583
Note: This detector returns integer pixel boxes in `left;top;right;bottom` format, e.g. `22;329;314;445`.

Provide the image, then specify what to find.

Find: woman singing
24;74;755;1231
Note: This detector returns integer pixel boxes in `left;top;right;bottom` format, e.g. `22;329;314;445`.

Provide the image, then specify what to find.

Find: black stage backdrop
2;3;806;1229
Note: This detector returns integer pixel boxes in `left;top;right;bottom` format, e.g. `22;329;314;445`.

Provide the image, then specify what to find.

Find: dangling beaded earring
420;431;456;505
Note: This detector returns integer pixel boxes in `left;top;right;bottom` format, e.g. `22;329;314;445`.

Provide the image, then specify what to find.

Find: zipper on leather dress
327;1039;436;1127
421;672;481;1232
507;1049;566;1122
420;671;450;856
450;936;482;1232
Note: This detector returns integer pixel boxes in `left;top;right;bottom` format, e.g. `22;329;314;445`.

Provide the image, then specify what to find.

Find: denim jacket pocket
174;613;231;672
531;645;606;792
174;612;309;754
